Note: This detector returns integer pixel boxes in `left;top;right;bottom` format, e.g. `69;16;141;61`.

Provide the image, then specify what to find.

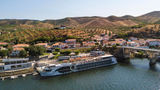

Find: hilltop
0;15;140;30
138;11;160;23
1;11;160;28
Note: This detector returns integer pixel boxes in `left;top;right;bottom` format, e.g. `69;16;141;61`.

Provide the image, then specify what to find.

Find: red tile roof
13;44;29;48
35;43;48;46
13;48;24;51
0;42;8;45
65;39;76;42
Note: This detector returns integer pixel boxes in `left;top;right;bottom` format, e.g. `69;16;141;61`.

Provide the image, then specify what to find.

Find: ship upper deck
56;54;113;65
37;52;113;66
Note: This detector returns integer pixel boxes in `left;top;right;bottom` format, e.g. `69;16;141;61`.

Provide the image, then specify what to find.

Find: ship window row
5;61;28;65
77;60;113;69
77;59;112;67
56;66;70;71
56;66;71;73
57;69;71;73
102;57;112;60
11;64;31;69
0;67;4;70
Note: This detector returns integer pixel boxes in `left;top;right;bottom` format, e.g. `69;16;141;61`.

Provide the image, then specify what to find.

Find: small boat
11;76;18;79
33;72;38;76
22;74;26;77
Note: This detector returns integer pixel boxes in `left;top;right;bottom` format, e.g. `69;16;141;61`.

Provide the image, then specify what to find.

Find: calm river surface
1;58;160;90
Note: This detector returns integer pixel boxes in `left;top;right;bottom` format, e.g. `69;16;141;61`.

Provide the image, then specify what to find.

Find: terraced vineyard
0;28;113;43
0;29;87;43
83;28;112;35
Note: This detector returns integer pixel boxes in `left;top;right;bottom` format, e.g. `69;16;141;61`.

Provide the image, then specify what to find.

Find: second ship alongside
36;51;117;77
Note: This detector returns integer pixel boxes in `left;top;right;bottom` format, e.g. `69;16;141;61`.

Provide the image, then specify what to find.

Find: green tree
24;47;29;51
98;45;103;50
60;50;71;55
52;51;58;55
135;51;144;58
108;45;117;54
91;46;97;51
7;47;13;55
74;50;80;55
117;33;128;38
0;50;8;58
77;38;83;46
95;42;99;46
102;45;109;52
55;48;60;52
28;46;46;57
19;50;27;58
109;32;111;36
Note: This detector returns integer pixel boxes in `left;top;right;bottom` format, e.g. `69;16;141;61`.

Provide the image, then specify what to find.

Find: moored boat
36;51;117;77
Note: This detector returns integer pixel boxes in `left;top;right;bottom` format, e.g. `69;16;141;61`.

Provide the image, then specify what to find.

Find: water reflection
130;58;160;72
1;58;160;90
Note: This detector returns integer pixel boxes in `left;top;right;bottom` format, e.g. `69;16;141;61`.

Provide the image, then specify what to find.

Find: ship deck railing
39;54;112;65
72;56;109;65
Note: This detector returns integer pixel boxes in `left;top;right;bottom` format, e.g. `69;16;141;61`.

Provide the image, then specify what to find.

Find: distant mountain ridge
43;16;139;28
138;11;160;23
1;11;160;29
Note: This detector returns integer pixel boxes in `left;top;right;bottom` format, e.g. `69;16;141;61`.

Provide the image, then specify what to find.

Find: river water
1;58;160;90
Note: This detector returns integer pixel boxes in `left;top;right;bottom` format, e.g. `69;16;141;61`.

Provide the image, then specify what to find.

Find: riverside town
0;35;160;78
1;0;160;90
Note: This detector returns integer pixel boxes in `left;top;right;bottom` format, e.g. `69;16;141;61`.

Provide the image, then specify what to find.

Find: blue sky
0;0;160;20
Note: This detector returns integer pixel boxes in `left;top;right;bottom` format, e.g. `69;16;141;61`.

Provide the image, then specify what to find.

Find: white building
52;42;68;49
65;39;76;48
129;37;138;41
127;41;139;47
0;58;32;71
148;40;160;46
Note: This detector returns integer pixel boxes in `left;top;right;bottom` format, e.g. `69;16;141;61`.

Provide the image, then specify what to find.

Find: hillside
138;11;160;23
1;11;160;43
0;28;112;44
126;24;160;38
0;19;54;32
0;19;40;25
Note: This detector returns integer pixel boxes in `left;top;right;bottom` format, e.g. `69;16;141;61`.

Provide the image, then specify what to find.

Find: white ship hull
37;56;117;77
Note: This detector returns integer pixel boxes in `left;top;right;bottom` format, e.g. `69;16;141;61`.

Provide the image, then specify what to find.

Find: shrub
28;46;46;57
54;54;61;59
74;50;80;55
52;51;58;55
60;50;71;55
0;50;8;58
19;50;27;58
55;48;60;52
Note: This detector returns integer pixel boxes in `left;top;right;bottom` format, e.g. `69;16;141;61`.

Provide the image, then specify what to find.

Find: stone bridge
115;46;160;66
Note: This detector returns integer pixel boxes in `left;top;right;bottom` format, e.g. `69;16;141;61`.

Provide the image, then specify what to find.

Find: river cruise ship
36;51;117;77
